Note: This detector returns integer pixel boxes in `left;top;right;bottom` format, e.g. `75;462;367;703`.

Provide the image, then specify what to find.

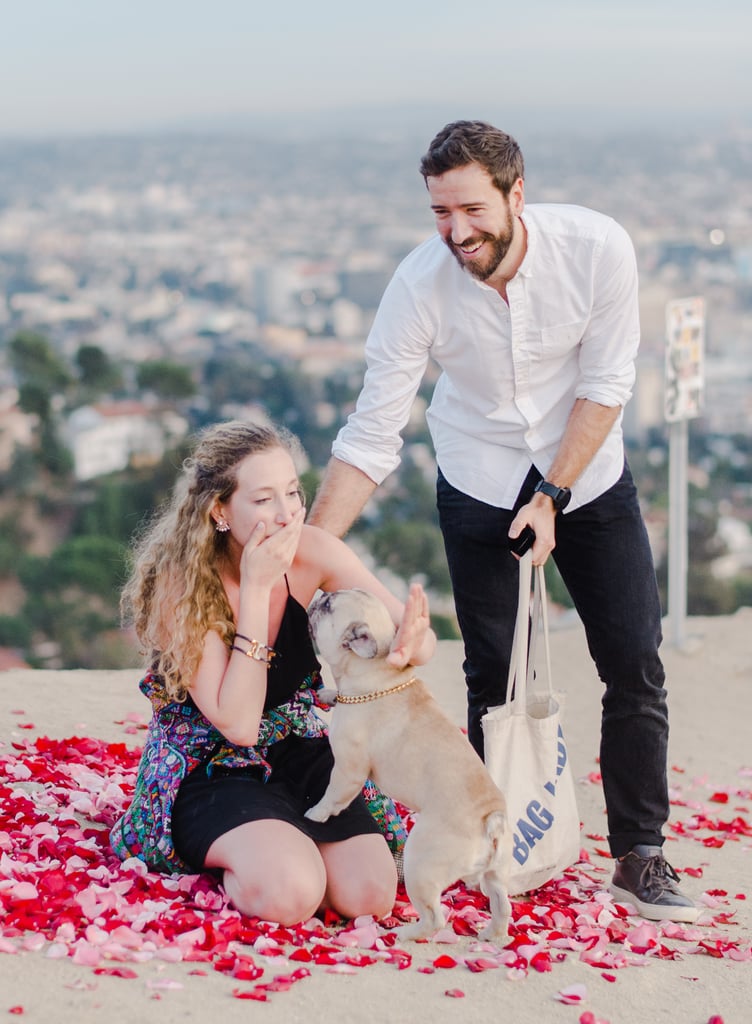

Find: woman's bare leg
205;819;327;925
318;834;397;920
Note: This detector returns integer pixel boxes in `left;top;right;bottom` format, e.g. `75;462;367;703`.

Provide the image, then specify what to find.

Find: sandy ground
1;609;751;1023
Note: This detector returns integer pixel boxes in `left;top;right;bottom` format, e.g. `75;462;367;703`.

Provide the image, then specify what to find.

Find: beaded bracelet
231;633;277;667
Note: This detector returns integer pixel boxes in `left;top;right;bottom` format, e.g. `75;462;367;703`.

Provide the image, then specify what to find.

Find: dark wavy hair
419;120;524;197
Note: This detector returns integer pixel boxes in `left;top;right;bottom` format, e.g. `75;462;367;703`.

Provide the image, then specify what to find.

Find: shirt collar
516;211;536;278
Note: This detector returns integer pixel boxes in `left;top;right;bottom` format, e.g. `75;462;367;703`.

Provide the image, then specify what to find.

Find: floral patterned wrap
109;670;406;874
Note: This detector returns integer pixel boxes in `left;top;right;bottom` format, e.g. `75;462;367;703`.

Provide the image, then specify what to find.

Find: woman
110;420;436;927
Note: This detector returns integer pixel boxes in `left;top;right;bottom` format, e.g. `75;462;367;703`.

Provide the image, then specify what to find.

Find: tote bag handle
504;551;553;712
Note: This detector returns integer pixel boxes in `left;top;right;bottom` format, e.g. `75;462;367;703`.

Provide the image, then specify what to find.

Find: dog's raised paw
304;803;330;822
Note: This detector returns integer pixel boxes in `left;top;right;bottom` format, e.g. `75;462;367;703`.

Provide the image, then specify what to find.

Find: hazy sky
2;0;750;138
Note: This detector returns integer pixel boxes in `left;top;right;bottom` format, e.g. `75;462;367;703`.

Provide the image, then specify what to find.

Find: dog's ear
341;621;378;659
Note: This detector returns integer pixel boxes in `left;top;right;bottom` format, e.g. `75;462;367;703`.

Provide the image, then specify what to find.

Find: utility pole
664;296;705;650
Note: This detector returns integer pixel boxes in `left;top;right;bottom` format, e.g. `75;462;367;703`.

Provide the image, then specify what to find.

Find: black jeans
436;461;668;858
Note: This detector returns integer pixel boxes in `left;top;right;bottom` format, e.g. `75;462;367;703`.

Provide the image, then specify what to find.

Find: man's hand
387;582;431;668
508;495;557;566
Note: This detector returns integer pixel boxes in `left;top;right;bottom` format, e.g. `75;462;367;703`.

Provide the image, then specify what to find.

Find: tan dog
305;588;512;943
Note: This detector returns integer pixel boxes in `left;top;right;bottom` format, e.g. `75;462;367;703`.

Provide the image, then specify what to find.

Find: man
308;120;697;923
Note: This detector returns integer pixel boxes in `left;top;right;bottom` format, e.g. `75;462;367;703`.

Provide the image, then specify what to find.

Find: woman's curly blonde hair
121;419;304;701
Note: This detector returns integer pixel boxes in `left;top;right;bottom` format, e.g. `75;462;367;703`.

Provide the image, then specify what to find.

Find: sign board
664;296;705;422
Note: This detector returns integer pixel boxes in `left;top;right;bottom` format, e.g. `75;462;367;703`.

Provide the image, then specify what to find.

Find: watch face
554;488;571;511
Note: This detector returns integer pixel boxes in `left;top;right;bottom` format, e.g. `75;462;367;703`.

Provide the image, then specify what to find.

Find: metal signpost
664;296;705;649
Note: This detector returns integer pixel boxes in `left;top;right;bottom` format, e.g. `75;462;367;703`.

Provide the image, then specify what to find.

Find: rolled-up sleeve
575;219;639;408
332;274;432;484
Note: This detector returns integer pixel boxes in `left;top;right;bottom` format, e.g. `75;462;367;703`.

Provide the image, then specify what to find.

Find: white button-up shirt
332;204;640;512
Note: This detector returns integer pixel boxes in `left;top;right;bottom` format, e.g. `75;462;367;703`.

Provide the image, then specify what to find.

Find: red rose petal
433;955;457;969
2;733;750;1001
232;988;267;1001
531;951;553;973
465;958;500;973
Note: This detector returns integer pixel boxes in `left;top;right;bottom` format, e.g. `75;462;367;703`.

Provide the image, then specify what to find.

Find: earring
214;518;230;533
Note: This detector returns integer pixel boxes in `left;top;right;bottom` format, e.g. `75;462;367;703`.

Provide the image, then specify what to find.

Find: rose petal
556;983;587;1004
433;954;458;969
2;733;749;998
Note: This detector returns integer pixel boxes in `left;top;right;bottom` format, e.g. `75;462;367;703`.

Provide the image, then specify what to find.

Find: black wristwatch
534;479;572;512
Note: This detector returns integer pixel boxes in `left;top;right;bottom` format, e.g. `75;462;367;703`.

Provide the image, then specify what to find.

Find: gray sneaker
609;844;700;923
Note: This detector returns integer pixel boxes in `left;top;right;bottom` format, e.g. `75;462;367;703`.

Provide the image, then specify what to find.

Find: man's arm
510;218;638;564
509;397;621;563
544;396;622;491
307;457;378;538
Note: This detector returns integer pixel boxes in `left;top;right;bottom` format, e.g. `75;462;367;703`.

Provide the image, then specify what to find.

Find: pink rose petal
556;983;587;1004
1;734;750;999
333;923;381;948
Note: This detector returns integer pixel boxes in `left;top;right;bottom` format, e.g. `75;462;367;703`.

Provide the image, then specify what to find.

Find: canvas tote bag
481;551;580;895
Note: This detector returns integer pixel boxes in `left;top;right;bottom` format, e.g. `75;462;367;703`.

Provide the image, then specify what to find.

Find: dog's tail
482;809;512;878
461;809;510;890
484;810;508;855
479;809;513;942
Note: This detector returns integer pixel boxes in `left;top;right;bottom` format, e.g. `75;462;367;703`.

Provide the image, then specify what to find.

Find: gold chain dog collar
334;676;418;704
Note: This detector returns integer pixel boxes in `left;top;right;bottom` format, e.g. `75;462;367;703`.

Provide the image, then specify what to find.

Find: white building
64;401;188;481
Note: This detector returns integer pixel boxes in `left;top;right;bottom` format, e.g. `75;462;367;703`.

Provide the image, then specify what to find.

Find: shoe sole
609;883;700;923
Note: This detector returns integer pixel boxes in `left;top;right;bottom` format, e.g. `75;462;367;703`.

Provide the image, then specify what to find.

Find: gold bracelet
231;639;277;667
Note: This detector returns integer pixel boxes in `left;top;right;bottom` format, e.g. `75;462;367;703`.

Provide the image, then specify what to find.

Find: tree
71;445;189;545
8;331;72;403
136;360;196;400
370;519;452;595
75;344;123;395
5;333;73;478
201;349;336;464
0;512;32;577
0;615;32;648
19;536;129;668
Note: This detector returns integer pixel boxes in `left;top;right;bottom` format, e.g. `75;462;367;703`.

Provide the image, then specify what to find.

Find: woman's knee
207;821;328;925
334;869;397;921
224;862;326;925
322;839;398;920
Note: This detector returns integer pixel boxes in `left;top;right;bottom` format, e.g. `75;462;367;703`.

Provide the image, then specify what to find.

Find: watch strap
534;479;571;511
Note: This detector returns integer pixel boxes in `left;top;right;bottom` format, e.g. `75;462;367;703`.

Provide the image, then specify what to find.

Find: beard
444;205;515;282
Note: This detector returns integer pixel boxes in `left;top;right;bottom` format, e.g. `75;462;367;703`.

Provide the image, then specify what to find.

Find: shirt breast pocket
539;320;587;357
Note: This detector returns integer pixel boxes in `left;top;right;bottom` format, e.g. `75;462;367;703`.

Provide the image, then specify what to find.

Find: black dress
171;586;379;870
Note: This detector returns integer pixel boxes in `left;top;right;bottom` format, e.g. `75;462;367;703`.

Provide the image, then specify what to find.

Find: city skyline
3;1;751;139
